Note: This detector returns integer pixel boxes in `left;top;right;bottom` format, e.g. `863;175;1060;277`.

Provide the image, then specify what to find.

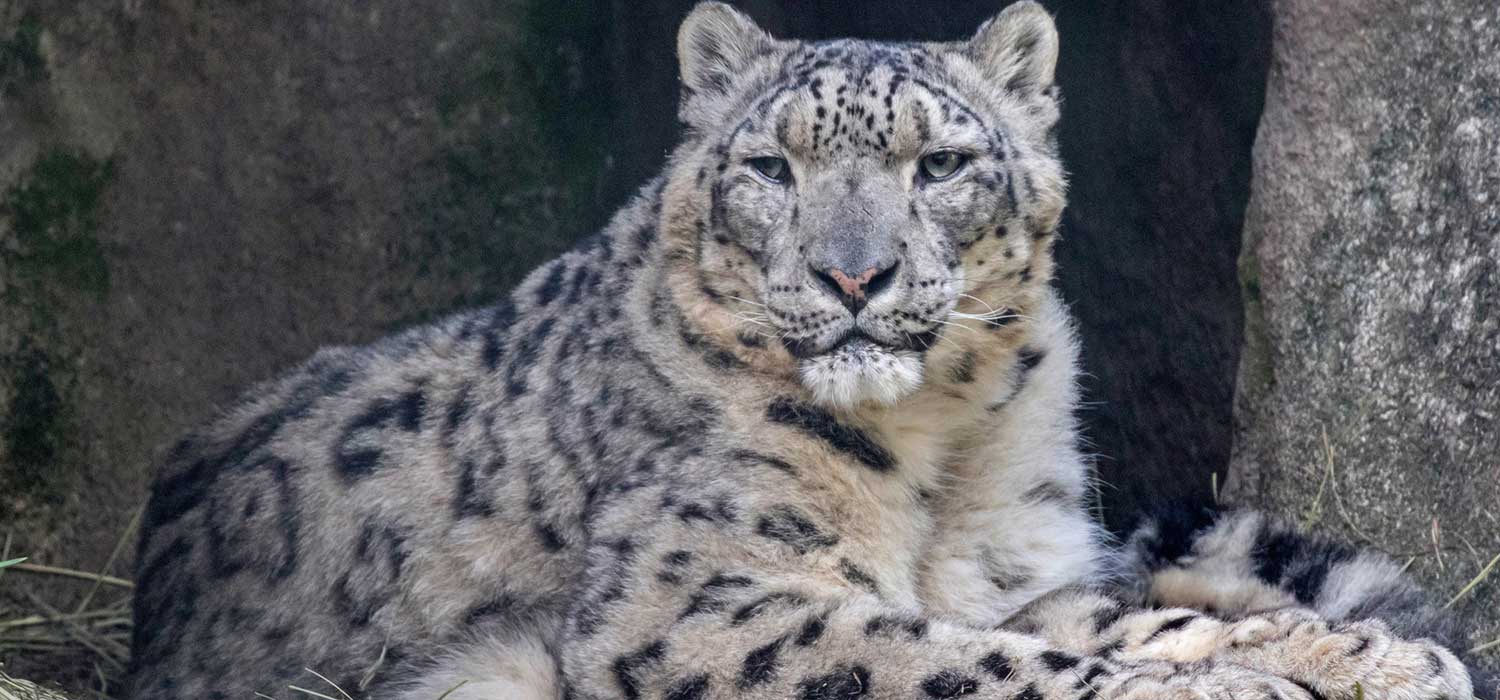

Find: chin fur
799;344;925;408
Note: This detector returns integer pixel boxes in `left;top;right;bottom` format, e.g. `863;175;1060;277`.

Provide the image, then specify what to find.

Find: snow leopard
127;3;1484;699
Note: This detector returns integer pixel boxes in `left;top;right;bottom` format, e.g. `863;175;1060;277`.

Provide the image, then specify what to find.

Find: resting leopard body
127;3;1485;699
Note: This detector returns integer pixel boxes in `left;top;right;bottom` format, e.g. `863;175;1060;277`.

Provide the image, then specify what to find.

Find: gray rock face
0;1;617;685
0;0;614;551
1228;0;1500;682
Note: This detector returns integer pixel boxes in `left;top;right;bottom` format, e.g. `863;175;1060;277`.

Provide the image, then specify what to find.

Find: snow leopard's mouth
824;330;882;355
782;327;941;360
794;332;929;407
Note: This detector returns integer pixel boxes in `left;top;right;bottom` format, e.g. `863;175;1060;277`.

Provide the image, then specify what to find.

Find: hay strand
4;565;132;590
1445;552;1500;610
0;667;73;700
75;508;142;616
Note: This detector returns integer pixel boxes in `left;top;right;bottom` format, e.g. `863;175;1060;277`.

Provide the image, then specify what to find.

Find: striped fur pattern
1119;507;1498;696
126;3;1475;699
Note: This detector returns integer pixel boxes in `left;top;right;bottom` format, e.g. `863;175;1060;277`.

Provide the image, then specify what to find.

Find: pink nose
825;267;879;301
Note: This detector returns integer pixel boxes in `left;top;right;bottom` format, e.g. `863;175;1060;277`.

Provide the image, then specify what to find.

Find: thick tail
1115;505;1498;695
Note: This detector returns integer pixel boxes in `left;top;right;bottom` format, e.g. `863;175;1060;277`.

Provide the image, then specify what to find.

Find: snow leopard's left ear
677;2;773;98
967;1;1059;94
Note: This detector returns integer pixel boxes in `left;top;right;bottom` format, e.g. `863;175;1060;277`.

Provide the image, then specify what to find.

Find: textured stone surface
0;0;619;551
1227;0;1500;681
0;0;620;685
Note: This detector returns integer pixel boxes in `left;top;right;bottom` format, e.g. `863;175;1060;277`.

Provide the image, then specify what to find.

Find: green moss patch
0;11;46;95
2;148;114;301
399;0;617;326
0;147;114;517
1;344;68;504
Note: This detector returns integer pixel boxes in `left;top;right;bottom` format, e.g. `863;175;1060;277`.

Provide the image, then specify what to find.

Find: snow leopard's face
673;2;1066;408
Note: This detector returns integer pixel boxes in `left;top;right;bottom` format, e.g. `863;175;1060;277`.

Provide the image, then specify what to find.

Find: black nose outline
811;260;899;314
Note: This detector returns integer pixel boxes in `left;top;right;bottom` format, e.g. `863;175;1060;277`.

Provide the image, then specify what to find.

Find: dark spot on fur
979;651;1013;680
443;383;474;442
505;317;556;398
756;505;839;554
1425;649;1446;677
1074;663;1107;693
922;671;980;698
732;592;805;625
948;351;978;384
1017;347;1046;373
740;636;785;688
1039;651;1080;672
665;674;710;700
612;639;667;700
863;614;927;639
396;389;425;432
1091;603;1125;633
732;449;798;476
534;522;567;551
681;573;755;618
535;262;567;305
838;558;880;594
1022;481;1074;504
765;398;895;472
796;612;828;646
1145;614;1199;642
1251;527;1354;603
335;395;416;479
799;665;871;700
1292;681;1330;700
462;594;515;626
454;459;497;518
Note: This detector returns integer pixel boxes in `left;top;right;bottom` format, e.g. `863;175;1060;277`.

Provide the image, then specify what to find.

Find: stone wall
0;0;623;566
1228;0;1500;682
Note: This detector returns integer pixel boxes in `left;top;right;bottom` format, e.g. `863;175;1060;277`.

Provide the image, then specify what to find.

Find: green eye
919;150;968;181
749;156;790;183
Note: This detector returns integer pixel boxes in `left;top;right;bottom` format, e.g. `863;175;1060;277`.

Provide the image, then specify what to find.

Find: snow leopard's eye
919;150;968;181
748;156;790;184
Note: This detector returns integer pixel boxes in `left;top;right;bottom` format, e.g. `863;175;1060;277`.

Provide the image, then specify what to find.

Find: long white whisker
951;310;1024;322
956;293;1000;314
730;316;773;330
952;310;1033;323
725;295;768;309
926;318;980;336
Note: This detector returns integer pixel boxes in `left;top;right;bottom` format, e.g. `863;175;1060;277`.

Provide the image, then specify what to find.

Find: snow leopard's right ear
967;1;1059;95
677;2;772;99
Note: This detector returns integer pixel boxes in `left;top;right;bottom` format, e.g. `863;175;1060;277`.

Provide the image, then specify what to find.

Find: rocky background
1226;0;1500;687
0;0;1493;695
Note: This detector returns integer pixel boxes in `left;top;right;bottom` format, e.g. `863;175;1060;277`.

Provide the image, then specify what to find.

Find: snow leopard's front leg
557;516;1316;700
1003;588;1474;700
920;292;1111;628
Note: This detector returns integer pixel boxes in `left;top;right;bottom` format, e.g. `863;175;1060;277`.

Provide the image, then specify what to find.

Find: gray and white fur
127;4;1478;699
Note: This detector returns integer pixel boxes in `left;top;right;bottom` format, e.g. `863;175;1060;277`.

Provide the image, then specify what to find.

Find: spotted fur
1118;507;1498;693
127;4;1475;700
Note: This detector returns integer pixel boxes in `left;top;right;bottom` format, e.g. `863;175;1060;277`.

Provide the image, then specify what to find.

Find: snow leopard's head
665;2;1066;408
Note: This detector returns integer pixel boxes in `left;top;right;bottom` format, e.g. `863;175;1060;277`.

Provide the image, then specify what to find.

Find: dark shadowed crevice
1046;0;1271;531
